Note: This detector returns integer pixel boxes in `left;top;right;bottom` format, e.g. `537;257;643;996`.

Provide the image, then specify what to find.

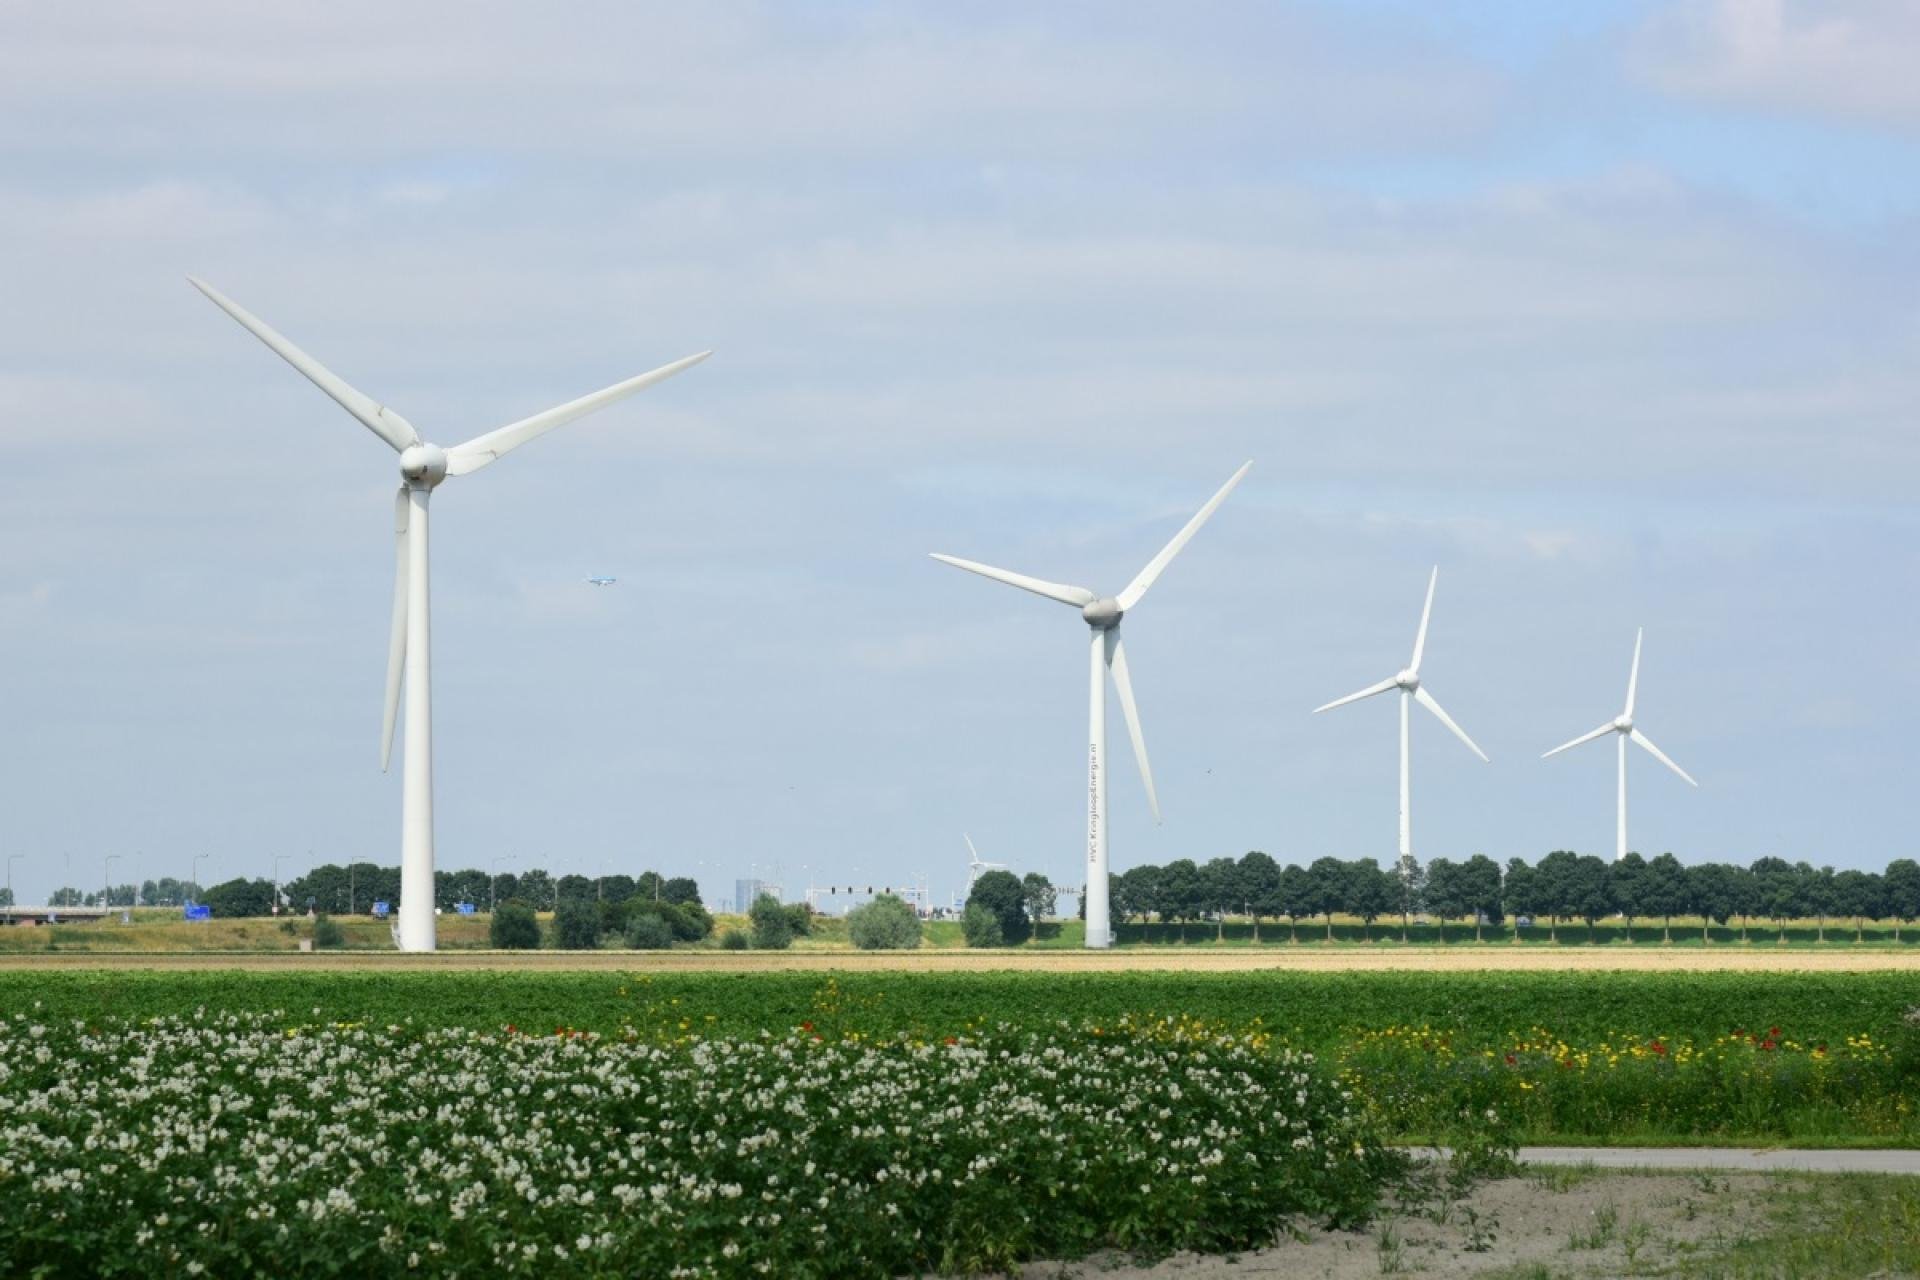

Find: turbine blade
381;487;410;771
1312;676;1398;715
1542;722;1616;759
1105;629;1159;822
1114;461;1252;612
927;554;1095;607
1625;627;1643;717
187;277;420;453
445;351;711;478
1410;566;1438;671
1413;685;1489;761
1630;728;1698;787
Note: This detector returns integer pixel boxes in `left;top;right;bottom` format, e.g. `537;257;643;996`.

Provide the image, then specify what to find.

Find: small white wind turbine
1313;567;1488;864
932;462;1251;949
191;278;709;951
963;834;1007;889
1543;628;1697;861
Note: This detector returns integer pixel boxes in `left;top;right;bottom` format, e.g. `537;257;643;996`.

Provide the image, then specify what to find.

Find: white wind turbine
933;462;1251;949
191;278;709;951
1313;568;1488;864
1543;628;1697;861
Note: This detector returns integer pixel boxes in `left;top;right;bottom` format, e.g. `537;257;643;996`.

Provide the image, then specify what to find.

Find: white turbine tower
1543;628;1698;861
191;278;709;952
963;834;1007;889
1313;567;1488;864
932;462;1251;949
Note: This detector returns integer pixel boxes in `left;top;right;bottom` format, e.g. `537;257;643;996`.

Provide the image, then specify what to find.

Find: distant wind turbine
932;462;1252;949
191;278;709;951
1543;628;1698;861
1313;567;1488;864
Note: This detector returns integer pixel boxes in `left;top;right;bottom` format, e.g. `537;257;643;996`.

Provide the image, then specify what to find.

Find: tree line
1100;851;1920;943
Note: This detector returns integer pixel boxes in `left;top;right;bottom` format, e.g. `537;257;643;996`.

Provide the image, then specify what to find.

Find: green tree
1201;857;1239;941
1306;856;1349;942
1393;855;1423;942
1348;857;1395;942
203;877;277;918
552;898;601;950
1502;858;1544;941
1119;864;1162;935
556;874;595;902
1460;854;1503;940
1749;856;1798;943
1641;853;1690;943
1799;863;1837;943
1020;873;1057;933
1568;854;1615;941
1531;851;1583;942
1237;851;1281;942
1278;863;1313;943
1884;859;1920;942
661;877;702;907
847;894;922;950
490;902;540;950
624;914;674;949
1423;858;1463;941
1832;870;1885;943
748;893;794;950
966;870;1031;944
1610;852;1648;940
959;902;1003;947
1685;861;1736;942
1157;859;1203;940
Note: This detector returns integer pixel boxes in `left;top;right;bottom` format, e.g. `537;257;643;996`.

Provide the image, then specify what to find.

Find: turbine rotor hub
1614;714;1634;733
1395;668;1419;690
399;443;449;488
1081;597;1123;630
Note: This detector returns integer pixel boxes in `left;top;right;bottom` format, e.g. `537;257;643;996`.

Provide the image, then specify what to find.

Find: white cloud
1639;0;1920;129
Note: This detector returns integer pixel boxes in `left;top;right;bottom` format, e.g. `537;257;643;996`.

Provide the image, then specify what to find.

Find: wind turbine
190;278;709;951
1313;567;1488;865
932;462;1251;949
962;834;1007;890
1543;628;1697;861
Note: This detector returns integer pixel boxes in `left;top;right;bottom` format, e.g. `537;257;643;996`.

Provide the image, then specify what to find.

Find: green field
7;968;1915;1146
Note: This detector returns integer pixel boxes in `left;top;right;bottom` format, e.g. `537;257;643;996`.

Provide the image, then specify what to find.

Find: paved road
1519;1146;1920;1174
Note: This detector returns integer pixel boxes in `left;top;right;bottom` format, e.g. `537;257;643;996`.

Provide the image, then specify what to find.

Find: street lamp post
4;854;21;925
103;855;121;916
190;853;208;906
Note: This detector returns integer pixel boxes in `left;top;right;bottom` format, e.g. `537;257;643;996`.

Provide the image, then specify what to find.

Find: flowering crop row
1340;1021;1918;1140
0;1012;1399;1278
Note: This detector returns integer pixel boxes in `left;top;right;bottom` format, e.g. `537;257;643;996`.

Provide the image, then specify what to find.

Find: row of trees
1102;852;1920;942
266;864;703;917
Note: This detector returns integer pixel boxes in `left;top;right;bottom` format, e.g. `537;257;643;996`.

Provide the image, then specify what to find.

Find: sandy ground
1;946;1915;972
996;1170;1791;1278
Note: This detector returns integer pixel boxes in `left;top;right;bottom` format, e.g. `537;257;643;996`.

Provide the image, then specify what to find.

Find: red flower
1769;1026;1781;1037
1759;1039;1777;1052
800;1021;814;1033
1651;1041;1667;1056
1504;1053;1517;1066
944;1036;958;1046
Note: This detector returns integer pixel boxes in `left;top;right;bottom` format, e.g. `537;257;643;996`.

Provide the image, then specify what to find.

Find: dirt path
2;946;1915;972
997;1171;1825;1278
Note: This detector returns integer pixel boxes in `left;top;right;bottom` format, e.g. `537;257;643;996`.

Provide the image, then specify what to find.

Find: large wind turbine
1313;568;1488;864
1543;628;1697;861
932;462;1251;949
191;278;708;951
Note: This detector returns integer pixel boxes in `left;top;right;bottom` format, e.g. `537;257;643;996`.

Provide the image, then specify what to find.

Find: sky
2;0;1918;908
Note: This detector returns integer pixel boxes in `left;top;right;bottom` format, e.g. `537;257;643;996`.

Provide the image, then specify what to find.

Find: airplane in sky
585;577;618;587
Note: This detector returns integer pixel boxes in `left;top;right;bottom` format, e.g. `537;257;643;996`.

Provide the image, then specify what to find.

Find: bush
961;903;1004;948
719;928;749;951
847;894;923;950
624;914;675;950
553;898;601;951
785;902;815;938
967;870;1032;943
490;901;540;950
311;915;344;949
749;894;794;950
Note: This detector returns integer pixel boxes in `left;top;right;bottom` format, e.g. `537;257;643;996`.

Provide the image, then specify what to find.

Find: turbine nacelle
1081;597;1124;630
399;443;449;489
1395;668;1420;691
1613;714;1634;733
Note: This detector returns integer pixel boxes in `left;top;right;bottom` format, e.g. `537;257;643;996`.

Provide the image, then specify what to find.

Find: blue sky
2;0;1918;906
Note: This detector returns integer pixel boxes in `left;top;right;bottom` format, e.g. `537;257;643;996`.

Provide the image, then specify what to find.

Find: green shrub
961;903;1004;948
719;928;749;951
785;902;815;937
489;901;540;950
749;894;794;950
624;915;675;950
311;915;344;949
553;899;601;951
967;870;1032;943
847;894;922;950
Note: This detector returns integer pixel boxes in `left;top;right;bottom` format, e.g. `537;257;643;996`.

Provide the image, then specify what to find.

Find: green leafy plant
846;894;922;950
489;901;540;950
